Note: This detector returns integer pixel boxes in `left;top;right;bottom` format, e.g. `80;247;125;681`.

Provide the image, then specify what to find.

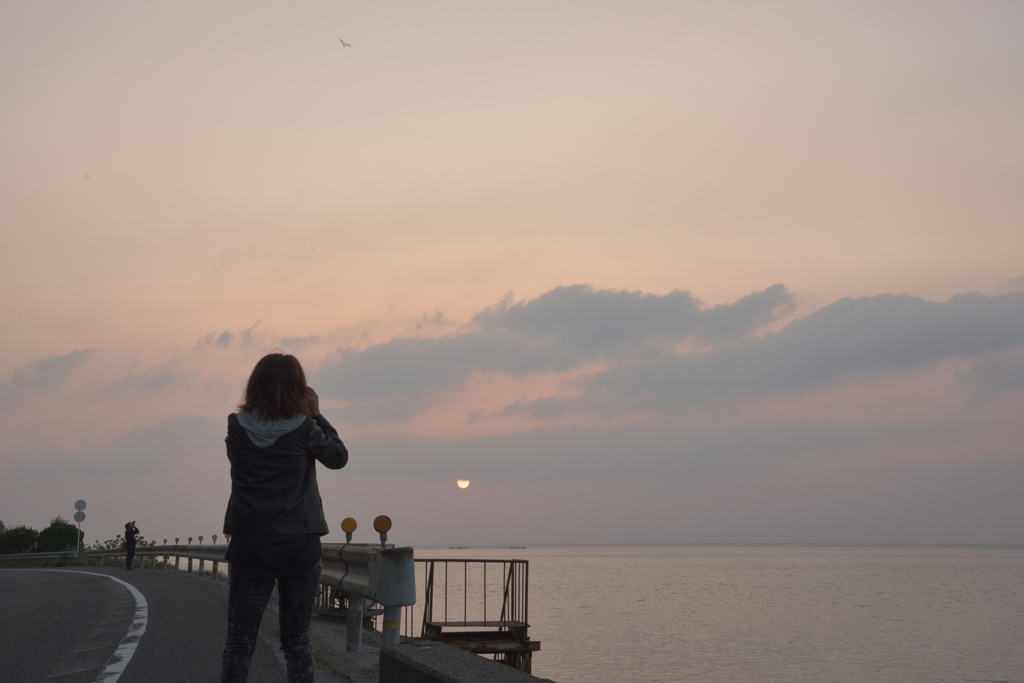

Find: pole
382;606;402;646
75;518;81;559
346;597;363;653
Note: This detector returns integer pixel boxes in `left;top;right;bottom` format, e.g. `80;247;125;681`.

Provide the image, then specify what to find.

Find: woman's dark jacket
222;413;348;537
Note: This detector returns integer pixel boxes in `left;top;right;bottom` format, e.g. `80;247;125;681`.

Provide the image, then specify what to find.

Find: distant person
220;353;348;683
124;521;139;570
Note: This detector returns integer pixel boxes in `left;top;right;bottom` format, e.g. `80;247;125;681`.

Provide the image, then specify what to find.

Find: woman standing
220;353;348;683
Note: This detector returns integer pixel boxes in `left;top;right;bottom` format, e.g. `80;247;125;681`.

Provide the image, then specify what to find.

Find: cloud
311;284;794;417
18;415;225;477
956;349;1024;402
277;335;319;349
332;416;1023;544
473;284;794;350
312;285;1024;424
193;331;236;351
515;290;1024;417
415;311;454;332
101;358;200;396
240;320;262;347
343;418;939;482
336;395;440;425
9;410;1022;544
0;349;95;412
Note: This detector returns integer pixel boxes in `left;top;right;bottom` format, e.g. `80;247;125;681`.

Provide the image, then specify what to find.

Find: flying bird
338;39;352;48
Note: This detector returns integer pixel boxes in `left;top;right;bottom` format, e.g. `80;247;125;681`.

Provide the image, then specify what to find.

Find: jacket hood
235;410;308;448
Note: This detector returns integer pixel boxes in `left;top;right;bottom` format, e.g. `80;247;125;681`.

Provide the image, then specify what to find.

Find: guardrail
0;545;232;577
320;543;417;652
0;545;222;565
102;544;228;576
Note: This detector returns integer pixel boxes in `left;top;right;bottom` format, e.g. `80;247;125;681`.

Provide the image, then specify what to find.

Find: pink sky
2;1;1022;546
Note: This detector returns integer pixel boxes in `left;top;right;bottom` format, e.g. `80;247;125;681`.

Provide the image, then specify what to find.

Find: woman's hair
238;353;313;421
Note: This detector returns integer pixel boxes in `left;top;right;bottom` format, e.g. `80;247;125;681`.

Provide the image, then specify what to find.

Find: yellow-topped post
373;515;392;548
341;517;357;543
373;515;402;646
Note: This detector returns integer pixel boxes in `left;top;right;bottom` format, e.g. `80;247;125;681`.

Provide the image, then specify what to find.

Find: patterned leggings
221;561;322;683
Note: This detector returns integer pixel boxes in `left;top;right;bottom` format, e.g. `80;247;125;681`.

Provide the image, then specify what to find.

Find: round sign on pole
74;500;86;511
74;510;86;523
373;515;392;533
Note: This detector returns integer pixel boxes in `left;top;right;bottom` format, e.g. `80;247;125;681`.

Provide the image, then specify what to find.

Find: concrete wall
380;642;556;683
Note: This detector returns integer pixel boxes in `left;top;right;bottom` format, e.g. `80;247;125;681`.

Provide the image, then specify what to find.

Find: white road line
83;573;148;683
0;570;148;683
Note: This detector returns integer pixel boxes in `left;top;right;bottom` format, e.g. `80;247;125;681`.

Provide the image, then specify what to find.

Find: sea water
416;544;1024;683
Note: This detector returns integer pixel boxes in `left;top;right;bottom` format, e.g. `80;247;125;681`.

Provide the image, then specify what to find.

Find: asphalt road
0;567;287;683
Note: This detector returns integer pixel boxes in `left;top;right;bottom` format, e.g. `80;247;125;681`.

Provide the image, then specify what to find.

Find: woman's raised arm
307;414;348;470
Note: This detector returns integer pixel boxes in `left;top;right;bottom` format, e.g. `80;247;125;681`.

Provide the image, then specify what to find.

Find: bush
88;533;147;550
0;525;39;554
37;516;84;552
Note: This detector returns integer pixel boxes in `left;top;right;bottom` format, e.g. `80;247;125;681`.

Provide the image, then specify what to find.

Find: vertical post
524;560;529;631
199;558;205;577
212;561;219;581
346;596;363;653
163;554;168;569
75;518;81;559
188;557;193;573
175;555;180;571
382;606;402;646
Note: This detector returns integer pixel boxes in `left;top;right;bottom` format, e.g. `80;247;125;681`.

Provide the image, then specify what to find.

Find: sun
456;479;470;489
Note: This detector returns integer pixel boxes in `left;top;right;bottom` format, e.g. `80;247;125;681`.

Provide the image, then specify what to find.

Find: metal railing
411;558;528;632
400;558;536;672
